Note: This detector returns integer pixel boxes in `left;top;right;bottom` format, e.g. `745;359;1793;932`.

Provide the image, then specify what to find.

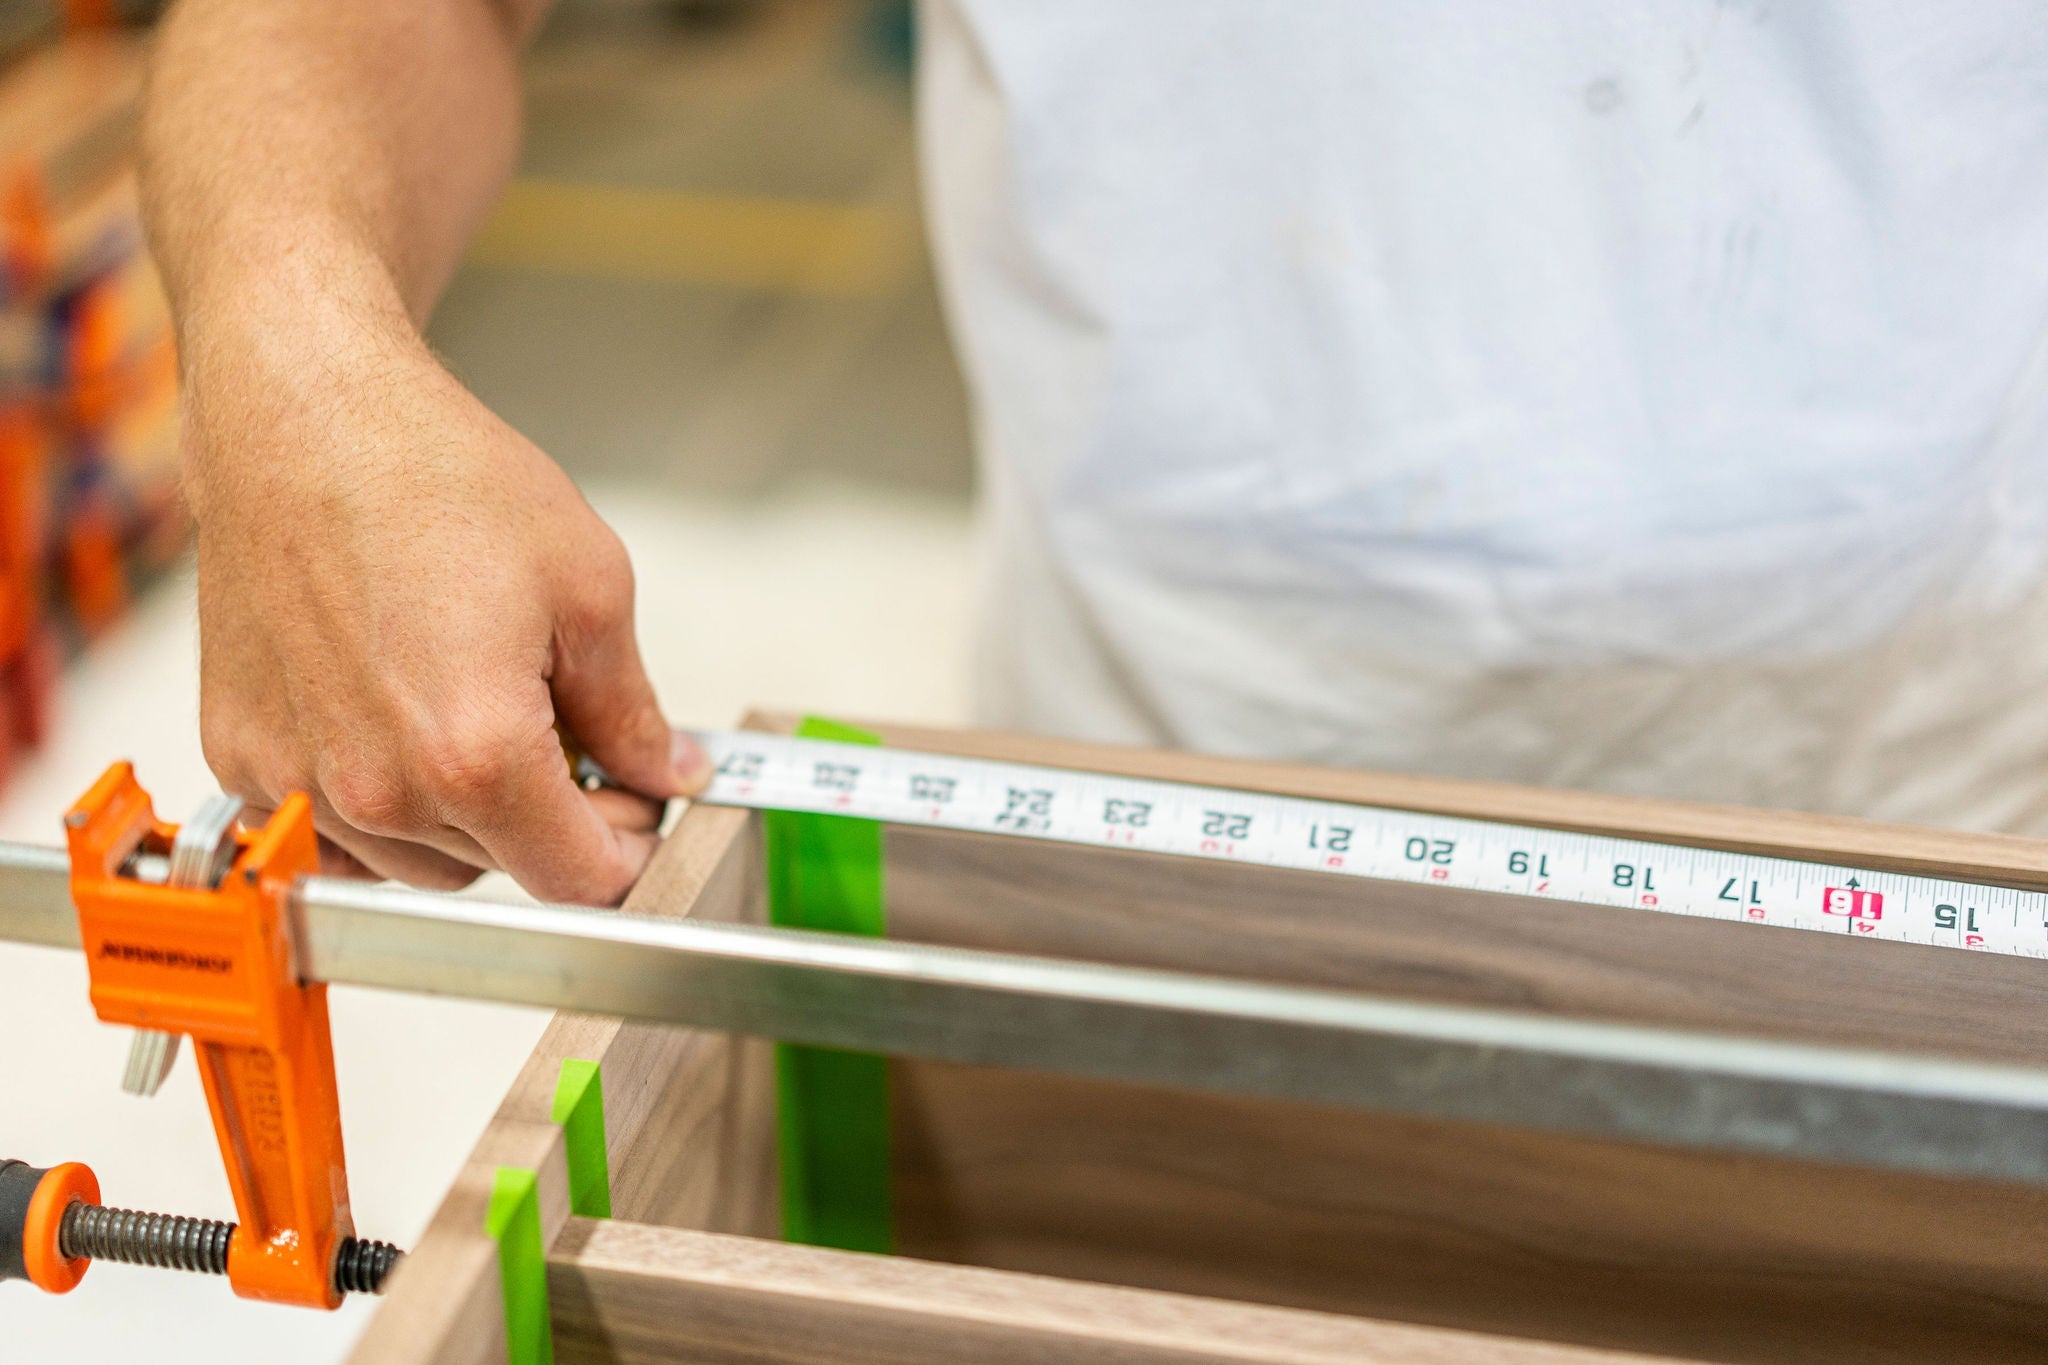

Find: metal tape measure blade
692;732;2048;961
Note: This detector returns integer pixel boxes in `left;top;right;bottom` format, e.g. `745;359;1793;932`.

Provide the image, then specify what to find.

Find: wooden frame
353;714;2048;1363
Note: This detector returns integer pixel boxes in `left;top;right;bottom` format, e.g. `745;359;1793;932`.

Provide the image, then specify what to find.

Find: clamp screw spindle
60;1204;230;1274
57;1202;401;1295
331;1237;403;1295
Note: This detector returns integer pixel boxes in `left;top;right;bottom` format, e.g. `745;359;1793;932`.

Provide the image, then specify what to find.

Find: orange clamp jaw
65;764;351;1309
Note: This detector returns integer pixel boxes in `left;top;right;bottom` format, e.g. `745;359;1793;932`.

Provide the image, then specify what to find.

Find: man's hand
183;307;707;903
137;0;715;901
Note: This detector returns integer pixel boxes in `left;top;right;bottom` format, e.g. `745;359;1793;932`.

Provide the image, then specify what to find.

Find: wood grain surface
546;1217;1665;1365
890;1062;2048;1364
349;799;770;1363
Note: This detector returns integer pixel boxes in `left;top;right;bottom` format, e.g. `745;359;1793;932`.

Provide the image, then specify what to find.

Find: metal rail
8;840;2048;1185
0;843;76;949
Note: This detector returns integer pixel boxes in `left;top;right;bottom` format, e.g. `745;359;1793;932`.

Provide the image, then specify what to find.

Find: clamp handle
64;764;352;1309
0;1159;98;1293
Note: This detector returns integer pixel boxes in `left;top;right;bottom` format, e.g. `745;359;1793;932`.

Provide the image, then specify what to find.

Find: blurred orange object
0;165;53;297
0;33;184;792
0;397;53;782
62;0;120;30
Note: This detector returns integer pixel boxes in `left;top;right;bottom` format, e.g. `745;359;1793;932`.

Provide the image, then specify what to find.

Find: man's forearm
136;0;691;905
140;0;547;371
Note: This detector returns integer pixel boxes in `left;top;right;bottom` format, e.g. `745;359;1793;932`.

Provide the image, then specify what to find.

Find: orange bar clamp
63;763;352;1309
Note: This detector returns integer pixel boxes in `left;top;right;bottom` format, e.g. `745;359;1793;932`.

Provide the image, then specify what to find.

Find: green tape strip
765;716;892;1253
485;1166;553;1365
551;1059;612;1219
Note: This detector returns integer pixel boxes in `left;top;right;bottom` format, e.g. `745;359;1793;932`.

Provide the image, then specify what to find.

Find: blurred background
0;1;974;1357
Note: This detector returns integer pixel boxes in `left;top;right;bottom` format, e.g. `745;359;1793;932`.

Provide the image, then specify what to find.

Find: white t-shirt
916;1;2048;829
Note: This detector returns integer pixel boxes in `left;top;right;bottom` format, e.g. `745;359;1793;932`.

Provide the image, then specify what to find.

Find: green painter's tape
486;1166;552;1365
765;716;893;1253
551;1059;612;1219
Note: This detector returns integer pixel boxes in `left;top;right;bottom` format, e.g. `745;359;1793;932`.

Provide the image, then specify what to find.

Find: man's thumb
551;623;707;800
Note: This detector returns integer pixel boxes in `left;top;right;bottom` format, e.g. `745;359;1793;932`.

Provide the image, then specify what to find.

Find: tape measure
694;731;2048;961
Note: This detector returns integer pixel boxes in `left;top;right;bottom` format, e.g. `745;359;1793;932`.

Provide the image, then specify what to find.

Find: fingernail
672;729;712;790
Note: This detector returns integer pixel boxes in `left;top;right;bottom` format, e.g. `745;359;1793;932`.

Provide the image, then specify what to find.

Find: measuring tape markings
693;732;2048;961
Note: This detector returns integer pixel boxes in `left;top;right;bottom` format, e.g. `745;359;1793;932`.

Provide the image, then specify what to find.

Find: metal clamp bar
11;839;2048;1186
0;844;78;950
299;876;2048;1187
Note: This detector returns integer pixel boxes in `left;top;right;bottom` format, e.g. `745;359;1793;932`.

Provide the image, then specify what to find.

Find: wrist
174;257;430;517
175;230;417;377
